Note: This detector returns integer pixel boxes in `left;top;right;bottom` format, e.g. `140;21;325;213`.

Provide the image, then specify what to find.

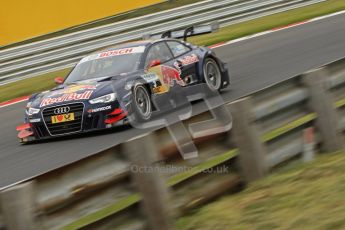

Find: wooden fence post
0;181;38;230
302;68;344;152
122;134;173;230
228;97;268;181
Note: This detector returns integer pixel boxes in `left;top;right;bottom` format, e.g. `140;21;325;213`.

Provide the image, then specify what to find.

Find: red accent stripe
18;129;34;139
0;96;29;108
16;123;31;131
271;20;309;31
208;42;226;49
109;108;124;115
105;111;128;124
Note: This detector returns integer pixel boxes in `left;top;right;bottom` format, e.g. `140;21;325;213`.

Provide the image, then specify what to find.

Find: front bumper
17;101;128;142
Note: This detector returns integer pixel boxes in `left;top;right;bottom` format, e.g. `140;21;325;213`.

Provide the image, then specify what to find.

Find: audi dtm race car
16;26;230;143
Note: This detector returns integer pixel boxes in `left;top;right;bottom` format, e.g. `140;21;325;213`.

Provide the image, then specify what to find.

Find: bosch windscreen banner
80;47;146;63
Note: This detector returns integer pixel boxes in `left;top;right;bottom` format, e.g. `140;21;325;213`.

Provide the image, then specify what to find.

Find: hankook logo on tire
54;106;70;114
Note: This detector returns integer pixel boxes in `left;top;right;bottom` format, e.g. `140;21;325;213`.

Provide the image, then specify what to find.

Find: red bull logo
40;91;94;107
50;85;97;96
161;66;185;87
178;54;199;66
61;85;96;94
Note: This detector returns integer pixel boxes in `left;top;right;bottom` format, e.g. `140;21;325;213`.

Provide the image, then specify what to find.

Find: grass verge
189;0;345;46
0;68;71;103
1;0;345;103
177;150;345;230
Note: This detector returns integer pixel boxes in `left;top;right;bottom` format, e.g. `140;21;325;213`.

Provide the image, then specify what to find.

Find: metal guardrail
0;0;325;85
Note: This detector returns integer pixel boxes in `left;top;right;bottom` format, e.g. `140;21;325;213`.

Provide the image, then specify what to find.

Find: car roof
91;38;183;54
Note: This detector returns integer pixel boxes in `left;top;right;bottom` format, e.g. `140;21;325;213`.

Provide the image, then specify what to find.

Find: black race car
16;26;230;143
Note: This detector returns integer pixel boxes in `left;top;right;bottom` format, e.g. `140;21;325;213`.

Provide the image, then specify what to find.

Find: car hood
29;78;116;108
28;71;146;109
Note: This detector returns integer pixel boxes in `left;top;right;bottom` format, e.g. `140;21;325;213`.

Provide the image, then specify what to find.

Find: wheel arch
197;51;230;89
197;52;222;81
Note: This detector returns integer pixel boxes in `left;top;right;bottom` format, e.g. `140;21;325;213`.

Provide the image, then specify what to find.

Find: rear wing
143;22;219;41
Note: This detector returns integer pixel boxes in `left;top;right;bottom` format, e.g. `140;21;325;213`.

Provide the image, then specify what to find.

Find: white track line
216;10;345;47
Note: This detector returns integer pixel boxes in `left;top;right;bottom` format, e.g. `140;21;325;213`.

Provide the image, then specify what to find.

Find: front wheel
203;58;222;92
130;85;152;122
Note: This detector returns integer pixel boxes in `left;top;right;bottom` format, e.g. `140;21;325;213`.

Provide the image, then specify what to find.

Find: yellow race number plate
51;113;75;124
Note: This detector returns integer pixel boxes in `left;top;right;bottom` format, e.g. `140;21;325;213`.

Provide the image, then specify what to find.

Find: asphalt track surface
0;13;345;189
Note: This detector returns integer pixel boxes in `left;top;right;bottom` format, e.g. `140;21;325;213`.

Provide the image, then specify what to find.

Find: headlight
26;107;40;116
89;93;116;104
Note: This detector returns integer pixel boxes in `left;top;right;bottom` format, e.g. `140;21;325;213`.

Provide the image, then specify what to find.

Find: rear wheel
203;58;222;91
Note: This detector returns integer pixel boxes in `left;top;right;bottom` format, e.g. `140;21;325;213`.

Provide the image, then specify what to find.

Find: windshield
64;46;145;83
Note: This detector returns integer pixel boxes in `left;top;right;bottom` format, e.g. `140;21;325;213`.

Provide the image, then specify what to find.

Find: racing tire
130;85;153;123
203;58;222;92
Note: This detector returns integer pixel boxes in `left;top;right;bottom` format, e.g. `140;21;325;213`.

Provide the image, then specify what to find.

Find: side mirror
148;59;161;68
54;77;64;85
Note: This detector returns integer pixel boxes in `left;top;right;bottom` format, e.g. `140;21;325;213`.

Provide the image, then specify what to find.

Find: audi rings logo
54;106;70;114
